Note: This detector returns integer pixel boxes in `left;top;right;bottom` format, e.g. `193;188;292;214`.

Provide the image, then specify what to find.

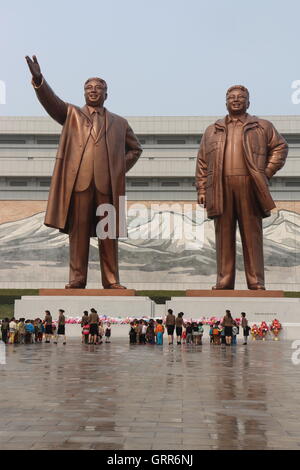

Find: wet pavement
1;338;300;450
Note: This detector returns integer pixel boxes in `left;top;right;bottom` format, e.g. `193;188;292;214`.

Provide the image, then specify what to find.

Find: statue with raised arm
196;85;288;290
26;55;142;289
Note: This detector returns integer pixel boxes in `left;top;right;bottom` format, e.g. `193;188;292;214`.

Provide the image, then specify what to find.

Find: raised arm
195;131;208;207
125;124;143;173
25;55;68;125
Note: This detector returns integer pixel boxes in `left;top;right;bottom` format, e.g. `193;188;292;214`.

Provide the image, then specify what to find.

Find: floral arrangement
269;319;282;340
251;324;259;340
258;321;269;340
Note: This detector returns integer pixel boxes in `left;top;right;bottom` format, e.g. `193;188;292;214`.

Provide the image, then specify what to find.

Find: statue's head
226;85;250;115
84;77;107;107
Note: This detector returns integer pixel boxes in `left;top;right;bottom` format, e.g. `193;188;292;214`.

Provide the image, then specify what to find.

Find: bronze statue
196;85;288;290
26;55;142;289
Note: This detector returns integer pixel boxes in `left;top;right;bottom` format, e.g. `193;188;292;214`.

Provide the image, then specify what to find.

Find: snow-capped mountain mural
0;209;299;290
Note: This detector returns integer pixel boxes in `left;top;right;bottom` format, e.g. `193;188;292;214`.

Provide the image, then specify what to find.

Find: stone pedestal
165;296;300;340
14;295;153;322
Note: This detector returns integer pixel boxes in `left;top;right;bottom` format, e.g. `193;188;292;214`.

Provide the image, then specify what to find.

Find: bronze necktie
92;111;100;140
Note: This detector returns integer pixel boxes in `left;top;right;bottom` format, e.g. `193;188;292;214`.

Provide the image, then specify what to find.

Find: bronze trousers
214;175;265;289
68;182;119;288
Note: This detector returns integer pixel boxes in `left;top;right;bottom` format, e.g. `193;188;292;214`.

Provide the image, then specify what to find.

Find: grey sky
1;0;300;117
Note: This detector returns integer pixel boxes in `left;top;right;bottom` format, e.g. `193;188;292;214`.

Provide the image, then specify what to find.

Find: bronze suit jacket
33;79;142;236
195;114;288;219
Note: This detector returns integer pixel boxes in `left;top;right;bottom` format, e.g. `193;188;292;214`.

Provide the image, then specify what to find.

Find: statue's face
226;88;249;115
84;79;107;107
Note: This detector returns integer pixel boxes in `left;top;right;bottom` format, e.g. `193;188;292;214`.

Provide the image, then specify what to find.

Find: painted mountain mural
0;209;299;289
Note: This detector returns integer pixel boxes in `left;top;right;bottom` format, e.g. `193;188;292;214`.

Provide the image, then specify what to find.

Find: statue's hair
226;85;249;99
84;77;107;90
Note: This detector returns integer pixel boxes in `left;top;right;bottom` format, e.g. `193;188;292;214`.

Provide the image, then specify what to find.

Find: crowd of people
128;309;250;346
0;308;250;347
0;309;67;345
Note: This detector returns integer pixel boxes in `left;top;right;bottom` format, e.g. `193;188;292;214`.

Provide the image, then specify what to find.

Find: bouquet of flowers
258;321;269;341
251;324;259;340
270;319;282;341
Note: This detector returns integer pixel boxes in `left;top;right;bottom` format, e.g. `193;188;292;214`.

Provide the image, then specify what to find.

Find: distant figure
175;312;184;345
241;312;250;345
221;310;234;346
129;321;137;344
88;308;99;345
105;322;111;343
54;309;66;345
155;319;165;345
165;309;175;345
44;310;53;343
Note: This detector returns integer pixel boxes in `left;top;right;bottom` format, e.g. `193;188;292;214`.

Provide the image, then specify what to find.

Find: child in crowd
17;318;26;345
182;328;187;344
209;324;214;344
213;322;221;345
192;322;200;344
105;322;111;343
81;311;89;344
232;321;239;345
140;321;147;344
185;322;192;344
8;318;17;344
220;326;226;345
25;320;35;343
146;320;155;344
98;321;104;344
198;322;204;345
155;319;164;345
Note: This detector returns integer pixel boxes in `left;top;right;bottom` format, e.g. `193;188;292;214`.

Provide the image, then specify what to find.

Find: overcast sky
1;0;300;117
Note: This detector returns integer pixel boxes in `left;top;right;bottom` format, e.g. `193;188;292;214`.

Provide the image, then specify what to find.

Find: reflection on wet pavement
0;339;300;450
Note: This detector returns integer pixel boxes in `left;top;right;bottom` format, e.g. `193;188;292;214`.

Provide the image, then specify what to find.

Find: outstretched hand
198;194;206;207
25;55;42;85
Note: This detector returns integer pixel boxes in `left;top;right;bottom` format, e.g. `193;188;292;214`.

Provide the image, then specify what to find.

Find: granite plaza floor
1;337;300;450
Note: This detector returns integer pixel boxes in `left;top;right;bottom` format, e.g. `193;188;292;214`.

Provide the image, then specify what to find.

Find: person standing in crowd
81;311;90;344
165;308;176;345
198;322;204;345
88;308;99;345
105;322;111;343
192;322;200;344
213;322;221;345
8;317;17;344
25;320;35;343
139;321;147;344
146;319;155;344
241;312;250;345
36;319;44;342
17;318;26;345
129;321;137;344
175;312;184;345
155;319;164;345
1;318;9;343
54;309;67;345
222;310;234;346
44;310;53;343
